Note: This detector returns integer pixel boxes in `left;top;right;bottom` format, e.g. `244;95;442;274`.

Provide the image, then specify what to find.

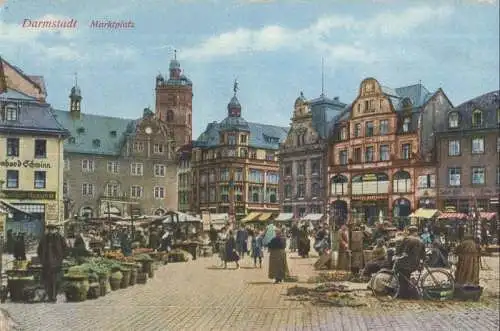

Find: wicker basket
136;272;148;284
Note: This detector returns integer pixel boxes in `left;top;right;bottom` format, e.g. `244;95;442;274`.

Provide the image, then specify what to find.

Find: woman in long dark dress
224;230;240;269
297;226;310;258
268;229;289;283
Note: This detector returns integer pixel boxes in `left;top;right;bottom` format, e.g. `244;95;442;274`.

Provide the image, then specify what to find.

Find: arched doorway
331;175;348;196
80;206;94;219
331;200;348;228
393;198;411;230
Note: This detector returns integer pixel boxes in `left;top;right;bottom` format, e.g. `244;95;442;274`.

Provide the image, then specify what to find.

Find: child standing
251;230;264;268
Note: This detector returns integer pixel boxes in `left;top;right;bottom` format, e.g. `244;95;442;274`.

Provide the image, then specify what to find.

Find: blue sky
0;0;498;138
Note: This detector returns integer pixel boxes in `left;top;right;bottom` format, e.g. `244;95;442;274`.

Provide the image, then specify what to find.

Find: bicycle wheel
420;269;455;301
370;271;400;301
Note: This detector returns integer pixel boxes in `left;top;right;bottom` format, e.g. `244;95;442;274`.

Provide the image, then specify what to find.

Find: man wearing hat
394;225;426;298
37;224;68;303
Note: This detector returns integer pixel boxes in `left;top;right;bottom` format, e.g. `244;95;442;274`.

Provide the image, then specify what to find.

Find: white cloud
182;5;454;63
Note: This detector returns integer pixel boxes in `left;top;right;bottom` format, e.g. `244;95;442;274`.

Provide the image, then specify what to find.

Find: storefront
351;199;388;226
1;190;60;238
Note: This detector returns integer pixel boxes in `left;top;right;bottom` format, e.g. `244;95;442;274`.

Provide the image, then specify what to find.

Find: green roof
52;110;137;155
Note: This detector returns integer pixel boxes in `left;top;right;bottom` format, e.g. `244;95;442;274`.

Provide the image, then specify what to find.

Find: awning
302;214;324;221
274;213;294;222
437;212;467;220
257;212;273;221
409;208;439;219
0;200;33;216
209;213;229;224
479;212;497;221
241;212;261;222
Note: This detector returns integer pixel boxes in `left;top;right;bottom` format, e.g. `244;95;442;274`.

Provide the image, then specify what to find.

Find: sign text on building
0;160;51;169
0;190;56;200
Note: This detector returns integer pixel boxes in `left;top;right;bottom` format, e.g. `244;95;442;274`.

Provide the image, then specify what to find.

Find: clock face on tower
145;127;152;134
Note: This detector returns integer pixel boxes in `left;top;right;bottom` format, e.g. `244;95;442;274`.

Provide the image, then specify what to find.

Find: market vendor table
172;242;200;260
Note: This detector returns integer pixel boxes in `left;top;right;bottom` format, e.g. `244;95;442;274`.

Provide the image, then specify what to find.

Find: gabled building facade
58;79;180;220
328;78;453;227
435;90;500;214
278;92;346;221
191;82;288;221
0;57;69;236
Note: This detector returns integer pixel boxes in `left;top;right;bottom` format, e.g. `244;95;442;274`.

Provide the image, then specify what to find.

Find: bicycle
370;253;455;301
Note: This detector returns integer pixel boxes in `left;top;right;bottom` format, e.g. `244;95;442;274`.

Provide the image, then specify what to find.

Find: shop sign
444;206;457;212
0;159;51;169
362;174;377;181
0;190;56;200
46;203;58;221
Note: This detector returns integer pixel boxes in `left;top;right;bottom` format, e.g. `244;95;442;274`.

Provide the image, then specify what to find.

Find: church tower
69;73;82;119
155;51;193;146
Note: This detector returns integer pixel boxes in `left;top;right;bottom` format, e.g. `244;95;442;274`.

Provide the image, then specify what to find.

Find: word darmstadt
22;18;77;28
89;20;135;29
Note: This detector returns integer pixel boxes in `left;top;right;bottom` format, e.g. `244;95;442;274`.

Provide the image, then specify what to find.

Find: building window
81;159;95;172
6;138;19;157
133;141;144;152
448;140;461;156
153;144;164;154
497;167;500;185
228;134;236;145
284;184;292;199
297;162;305;176
166;110;174;122
354;147;362;163
354;123;361;138
130;163;144;176
105;183;120;197
311;160;320;175
92;139;101;148
331;175;348;195
340;127;347;140
311;183;320;197
68;137;76;144
365;122;374;137
81;183;94;196
402;118;411;133
5;104;18;121
154;187;164;200
64;159;70;170
365;146;374;162
472;109;483;127
6;170;19;188
209;187;216;202
297;183;305;198
220;168;230;181
401;143;411;160
448;112;460;128
471;167;485;185
471;137;484;154
34;171;46;189
240;135;247;144
284;164;292;176
107;161;120;174
379;120;389;135
154;164;166;177
379;144;390;161
418;174;436;188
497;137;500;152
339;150;348;165
130;186;144;199
34;139;47;158
448;167;461;186
393;171;411;193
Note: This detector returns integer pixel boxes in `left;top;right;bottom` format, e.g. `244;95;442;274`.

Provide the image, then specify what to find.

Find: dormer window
110;130;117;137
402;117;411;132
340;127;347;140
5;104;18;121
92;139;101;148
448;112;460;128
77;127;85;134
68;137;76;144
472;109;483;128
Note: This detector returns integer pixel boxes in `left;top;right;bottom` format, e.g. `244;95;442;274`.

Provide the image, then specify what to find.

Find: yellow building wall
0;135;65;226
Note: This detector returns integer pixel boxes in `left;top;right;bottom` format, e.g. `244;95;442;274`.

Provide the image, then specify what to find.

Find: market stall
274;213;294;224
162;211;202;260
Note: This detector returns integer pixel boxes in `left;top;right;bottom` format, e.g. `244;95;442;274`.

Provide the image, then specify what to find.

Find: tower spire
174;49;177;60
233;78;239;96
74;72;78;87
321;57;325;97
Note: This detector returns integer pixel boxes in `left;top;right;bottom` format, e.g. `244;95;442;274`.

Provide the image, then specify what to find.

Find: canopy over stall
437;212;467;220
301;214;324;222
479;212;497;221
274;213;294;222
240;212;260;223
409;208;439;219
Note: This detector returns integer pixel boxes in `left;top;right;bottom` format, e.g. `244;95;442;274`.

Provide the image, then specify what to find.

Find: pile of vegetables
133;248;153;254
167;249;191;263
103;251;124;260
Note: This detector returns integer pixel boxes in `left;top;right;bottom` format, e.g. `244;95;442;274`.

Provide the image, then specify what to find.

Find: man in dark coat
224;230;240;269
208;225;218;252
395;226;426;299
6;229;14;255
13;233;26;261
236;225;248;257
37;224;68;303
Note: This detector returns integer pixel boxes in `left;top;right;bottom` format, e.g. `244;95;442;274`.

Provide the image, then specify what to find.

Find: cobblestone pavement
2;252;499;331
